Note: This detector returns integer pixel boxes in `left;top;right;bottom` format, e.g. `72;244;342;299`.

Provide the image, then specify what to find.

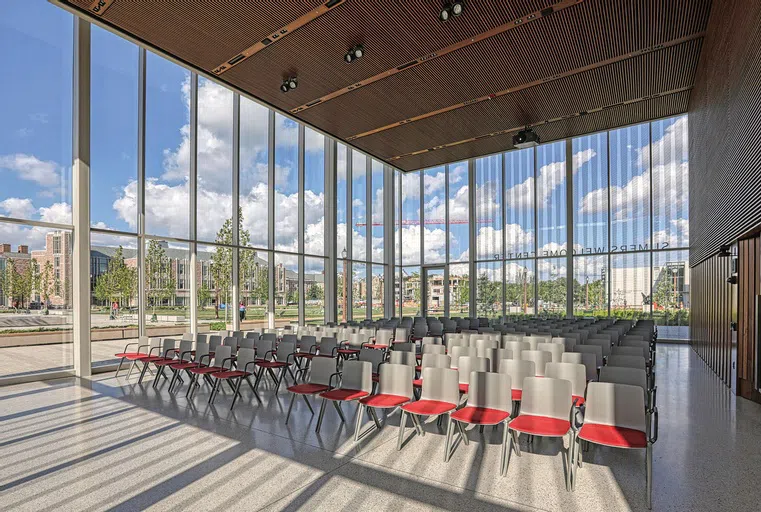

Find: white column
72;17;91;377
189;74;198;332
232;94;240;331
566;138;575;318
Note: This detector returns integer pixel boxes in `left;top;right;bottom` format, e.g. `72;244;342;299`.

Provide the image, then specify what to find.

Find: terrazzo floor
1;344;760;511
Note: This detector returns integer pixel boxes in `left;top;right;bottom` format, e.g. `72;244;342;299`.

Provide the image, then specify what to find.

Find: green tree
455;278;470;314
39;261;54;312
288;290;299;305
476;272;501;317
197;282;212;307
209;208;255;323
306;283;323;301
146;240;175;321
94;247;137;314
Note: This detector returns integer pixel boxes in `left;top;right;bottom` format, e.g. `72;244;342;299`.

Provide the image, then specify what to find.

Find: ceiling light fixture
344;44;365;63
440;1;464;22
439;3;451;21
281;77;298;93
451;1;465;16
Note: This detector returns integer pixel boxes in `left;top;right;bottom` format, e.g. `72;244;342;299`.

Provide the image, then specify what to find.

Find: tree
39;261;54;312
455;278;469;314
209;208;255;323
476;272;501;317
288;290;299;305
197;282;212;307
146;240;175;321
94;247;137;314
306;283;323;301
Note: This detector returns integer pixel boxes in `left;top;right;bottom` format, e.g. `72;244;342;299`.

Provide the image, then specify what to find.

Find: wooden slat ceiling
61;0;712;171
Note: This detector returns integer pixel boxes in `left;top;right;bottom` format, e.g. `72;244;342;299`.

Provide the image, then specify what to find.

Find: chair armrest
243;360;258;373
285;352;297;365
122;342;139;353
262;349;275;361
199;354;212;366
179;350;194;362
649;407;659;443
148;346;161;356
331;347;339;357
309;345;318;355
219;357;235;371
328;371;342;389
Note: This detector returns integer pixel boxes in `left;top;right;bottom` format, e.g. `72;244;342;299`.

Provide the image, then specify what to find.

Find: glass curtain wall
400;115;690;337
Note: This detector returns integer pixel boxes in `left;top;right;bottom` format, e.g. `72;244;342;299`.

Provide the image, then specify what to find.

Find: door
423;267;446;318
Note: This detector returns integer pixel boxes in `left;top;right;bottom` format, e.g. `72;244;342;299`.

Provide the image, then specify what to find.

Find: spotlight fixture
439;1;464;22
513;127;540;148
280;77;298;93
718;244;731;257
344;44;365;63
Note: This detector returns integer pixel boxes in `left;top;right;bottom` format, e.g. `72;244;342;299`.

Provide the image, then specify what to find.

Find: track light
344;44;365;63
280;77;298;93
439;1;464;22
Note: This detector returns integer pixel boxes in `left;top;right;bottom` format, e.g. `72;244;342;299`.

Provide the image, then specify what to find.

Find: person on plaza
239;301;246;322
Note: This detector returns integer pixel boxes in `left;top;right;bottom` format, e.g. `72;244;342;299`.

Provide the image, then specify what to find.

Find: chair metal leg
444;416;454;462
647;442;653;509
152;366;165;389
397;410;407;450
230;377;243;410
512;430;521;457
457;421;468;445
126;360;137;379
302;394;314;414
503;429;512;476
115;358;125;377
411;413;425;436
285;393;297;424
500;421;509;476
333;400;346;423
353;403;364;441
315;398;327;433
369;407;382;430
209;379;220;404
138;362;150;384
565;433;572;492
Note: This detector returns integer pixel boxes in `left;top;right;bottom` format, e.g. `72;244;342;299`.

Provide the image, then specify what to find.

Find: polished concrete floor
1;345;760;511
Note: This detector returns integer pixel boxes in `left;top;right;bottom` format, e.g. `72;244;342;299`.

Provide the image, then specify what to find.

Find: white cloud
0;198;36;219
38;202;72;224
0;153;61;188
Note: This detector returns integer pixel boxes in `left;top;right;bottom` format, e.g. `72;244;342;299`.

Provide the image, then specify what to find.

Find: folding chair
506;377;574;490
187;345;232;400
355;363;414;440
316;360;373;433
446;371;514;468
153;340;193;389
398;367;459;454
137;338;177;384
254;340;296;392
573;382;657;508
169;340;208;393
114;336;150;378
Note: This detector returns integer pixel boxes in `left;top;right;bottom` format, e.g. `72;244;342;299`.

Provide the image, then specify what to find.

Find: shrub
210;321;226;331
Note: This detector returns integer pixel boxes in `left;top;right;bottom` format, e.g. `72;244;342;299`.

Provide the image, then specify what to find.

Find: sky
0;1;689;289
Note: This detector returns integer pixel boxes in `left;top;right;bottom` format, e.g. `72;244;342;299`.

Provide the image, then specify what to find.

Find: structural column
136;48;146;338
383;166;395;319
189;74;199;332
232;94;241;330
325;139;337;323
565;138;575;318
72;17;91;377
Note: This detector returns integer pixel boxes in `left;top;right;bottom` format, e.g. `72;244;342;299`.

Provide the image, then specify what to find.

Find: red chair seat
294;352;315;359
256;360;288;368
573;395;585;406
452;406;510;425
512;389;522;401
170;361;200;370
288;383;330;395
412;378;423;388
136;355;165;362
578;424;647;449
115;352;146;360
360;393;410;408
509;415;570;437
152;358;178;367
188;365;224;375
319;389;369;401
211;370;251;379
337;348;359;355
458;383;469;393
364;344;388;350
402;399;456;416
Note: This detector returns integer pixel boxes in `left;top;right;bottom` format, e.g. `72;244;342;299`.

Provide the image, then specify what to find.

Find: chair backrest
182;332;195;341
389;350;418;366
585;338;612;357
299;335;317;352
552;336;575;352
276;341;296;361
212;345;232;367
308;356;337;387
607;354;647;370
574;344;603;367
359;348;385;372
161;338;177;356
584;382;646;432
537;342;564;362
195;334;207;345
420;353;451;370
340;360;373;393
450;345;478;368
612;346;648;359
281;334;298;345
457;356;490;384
420;367;460;405
561;352;583;364
223;336;238;351
236;348;256;371
393;342;416;353
428;323;444;336
502;334;523;345
473;338;499;354
545;362;587;399
318;336;338;356
421;336;442;346
378;363;414;399
194;341;209;361
394;327;409;341
524;335;550;349
520;350;552;377
466;371;511;412
208;335;222;353
482;348;513;372
254;338;274;359
261;332;277;342
519;376;572;422
599;366;648;395
238;337;255;350
347;332;367;348
422;343;446;356
375;329;394;346
245;332;260;341
411;324;428;338
177;340;194;361
503;340;530;358
498;359;536;390
231;330;243;339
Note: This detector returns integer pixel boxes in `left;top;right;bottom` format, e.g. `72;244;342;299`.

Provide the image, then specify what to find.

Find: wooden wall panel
690;253;733;387
689;0;761;265
737;237;761;401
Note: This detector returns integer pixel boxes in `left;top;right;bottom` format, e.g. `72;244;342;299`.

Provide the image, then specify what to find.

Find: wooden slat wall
689;0;761;265
737;237;761;401
690;253;733;387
